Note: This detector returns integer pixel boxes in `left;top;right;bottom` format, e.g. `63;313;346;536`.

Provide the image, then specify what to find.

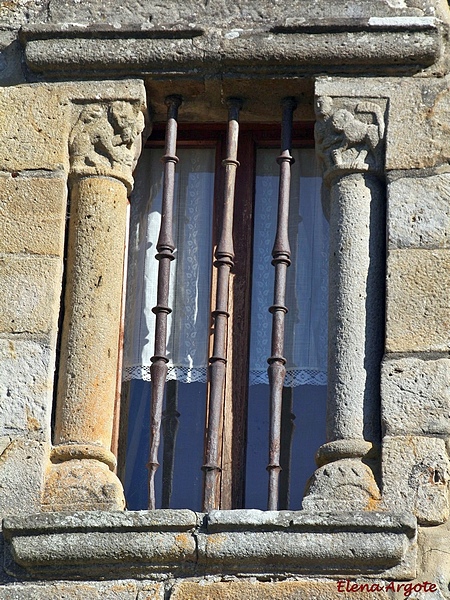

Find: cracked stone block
382;435;450;525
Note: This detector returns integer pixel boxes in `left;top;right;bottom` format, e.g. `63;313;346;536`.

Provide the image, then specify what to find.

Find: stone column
303;95;386;512
42;99;145;512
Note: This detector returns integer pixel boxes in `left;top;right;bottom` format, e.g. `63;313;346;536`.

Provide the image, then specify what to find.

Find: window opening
121;99;328;512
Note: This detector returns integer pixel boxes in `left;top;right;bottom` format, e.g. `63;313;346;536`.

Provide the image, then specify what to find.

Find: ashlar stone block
381;356;450;436
0;338;54;438
0;174;67;256
0;582;163;600
382;435;450;525
387;173;450;249
0;439;47;520
0;84;69;173
170;580;391;600
0;255;63;336
386;248;450;353
417;521;450;600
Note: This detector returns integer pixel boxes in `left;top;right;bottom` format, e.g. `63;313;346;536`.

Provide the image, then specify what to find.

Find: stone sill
18;17;441;79
3;510;417;580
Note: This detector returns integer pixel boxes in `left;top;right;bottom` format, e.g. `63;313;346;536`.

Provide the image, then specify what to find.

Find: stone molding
3;510;417;580
18;17;441;79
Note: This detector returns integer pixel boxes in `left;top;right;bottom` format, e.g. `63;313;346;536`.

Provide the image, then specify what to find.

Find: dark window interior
118;123;328;511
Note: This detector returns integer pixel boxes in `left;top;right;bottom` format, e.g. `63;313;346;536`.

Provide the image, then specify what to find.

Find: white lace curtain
249;148;328;386
122;147;328;387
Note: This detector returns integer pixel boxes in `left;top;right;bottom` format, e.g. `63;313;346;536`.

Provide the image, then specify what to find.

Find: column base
316;439;376;467
302;458;381;512
42;458;125;512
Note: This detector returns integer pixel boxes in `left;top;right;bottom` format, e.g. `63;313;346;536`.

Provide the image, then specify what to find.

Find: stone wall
1;0;450;598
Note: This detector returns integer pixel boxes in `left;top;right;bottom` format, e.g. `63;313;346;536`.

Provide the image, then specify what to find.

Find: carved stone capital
69;100;146;193
315;95;386;185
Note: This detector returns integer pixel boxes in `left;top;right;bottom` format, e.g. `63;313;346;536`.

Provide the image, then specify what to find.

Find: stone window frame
2;79;418;584
4;16;446;581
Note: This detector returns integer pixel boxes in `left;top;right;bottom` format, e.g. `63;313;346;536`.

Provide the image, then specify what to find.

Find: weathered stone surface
0;439;48;519
62;79;147;105
0;85;69;173
0;255;62;336
3;509;416;579
0;338;54;438
417;522;450;600
170;580;392;600
321;166;385;444
382;436;450;525
6;509;199;532
387;173;450;249
302;459;381;512
0;80;145;173
381;356;450;436
206;509;415;532
199;510;415;578
41;459;126;512
46;0;434;28
0;0;47;30
4;510;197;579
0;174;67;256
385;249;450;352
137;590;164;600
0;581;163;600
22;24;440;78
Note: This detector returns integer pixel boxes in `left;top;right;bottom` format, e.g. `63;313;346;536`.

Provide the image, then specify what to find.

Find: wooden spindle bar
203;98;243;512
267;97;297;510
147;95;182;510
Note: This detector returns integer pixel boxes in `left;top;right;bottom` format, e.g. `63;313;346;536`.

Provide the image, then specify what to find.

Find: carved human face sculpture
315;96;333;119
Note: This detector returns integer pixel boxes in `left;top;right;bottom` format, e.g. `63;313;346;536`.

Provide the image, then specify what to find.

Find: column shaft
54;176;128;460
327;173;385;445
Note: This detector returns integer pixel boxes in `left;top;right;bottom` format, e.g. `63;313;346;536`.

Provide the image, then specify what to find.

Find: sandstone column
42;99;145;511
303;95;386;511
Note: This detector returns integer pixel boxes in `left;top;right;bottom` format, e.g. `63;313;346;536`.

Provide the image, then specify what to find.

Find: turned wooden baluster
203;98;243;512
147;95;182;510
267;97;297;510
